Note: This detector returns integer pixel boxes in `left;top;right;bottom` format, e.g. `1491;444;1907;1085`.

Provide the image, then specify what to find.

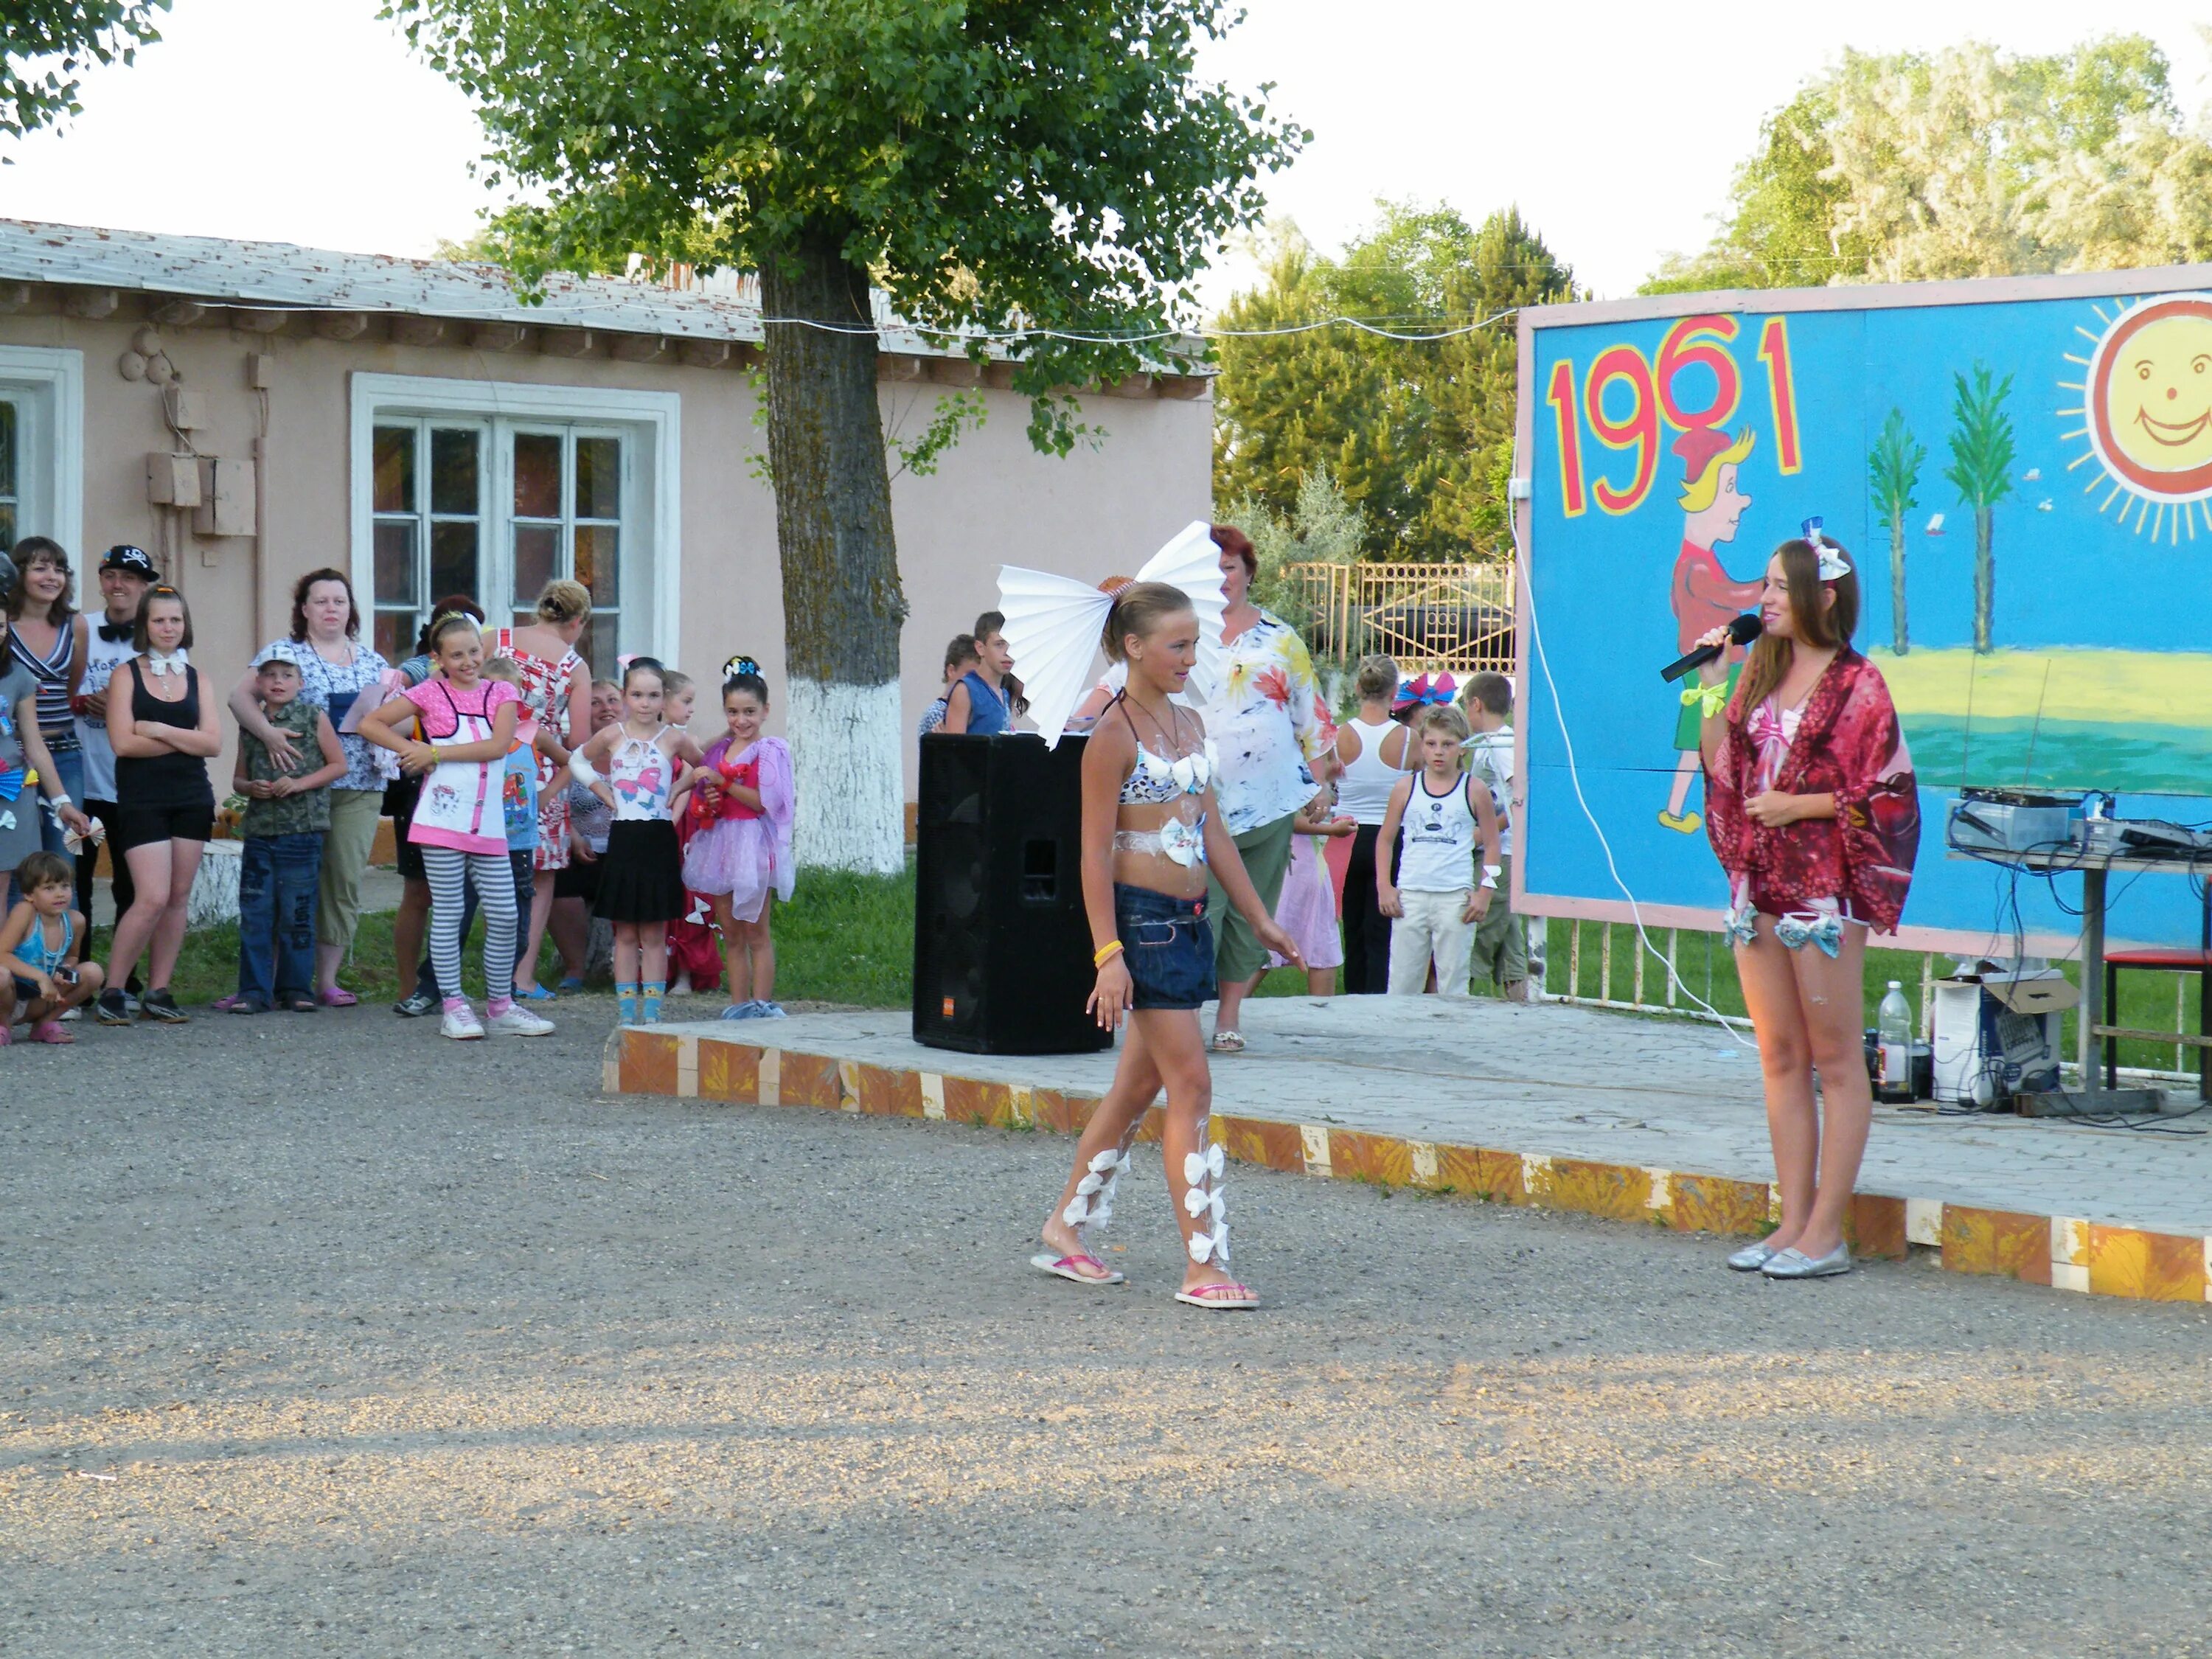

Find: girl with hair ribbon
682;654;796;1020
995;524;1300;1310
1690;521;1920;1281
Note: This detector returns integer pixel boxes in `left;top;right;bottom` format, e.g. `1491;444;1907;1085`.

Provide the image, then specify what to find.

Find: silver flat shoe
1726;1239;1782;1272
1761;1242;1853;1279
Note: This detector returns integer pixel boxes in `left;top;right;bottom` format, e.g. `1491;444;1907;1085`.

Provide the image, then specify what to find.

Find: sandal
284;991;321;1013
27;1019;73;1045
1207;1029;1245;1054
1175;1281;1259;1310
318;987;359;1008
1031;1251;1124;1286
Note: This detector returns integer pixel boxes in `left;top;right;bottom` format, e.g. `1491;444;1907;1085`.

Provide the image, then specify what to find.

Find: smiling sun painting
2070;293;2212;532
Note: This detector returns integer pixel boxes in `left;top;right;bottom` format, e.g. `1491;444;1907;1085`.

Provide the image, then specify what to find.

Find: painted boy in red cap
1660;426;1761;832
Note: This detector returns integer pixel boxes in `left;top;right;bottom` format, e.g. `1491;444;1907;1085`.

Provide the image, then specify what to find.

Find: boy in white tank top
1377;703;1502;997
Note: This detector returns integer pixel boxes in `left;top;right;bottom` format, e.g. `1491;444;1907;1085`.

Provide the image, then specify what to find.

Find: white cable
1512;441;1751;1043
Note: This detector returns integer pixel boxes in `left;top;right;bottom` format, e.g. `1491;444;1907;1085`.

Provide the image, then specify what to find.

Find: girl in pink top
358;613;550;1043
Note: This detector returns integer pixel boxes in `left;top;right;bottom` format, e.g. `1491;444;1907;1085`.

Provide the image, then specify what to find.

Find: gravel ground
4;1000;2211;1658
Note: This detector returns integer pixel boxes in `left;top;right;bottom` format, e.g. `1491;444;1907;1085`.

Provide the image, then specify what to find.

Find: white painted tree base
787;677;905;874
187;839;242;928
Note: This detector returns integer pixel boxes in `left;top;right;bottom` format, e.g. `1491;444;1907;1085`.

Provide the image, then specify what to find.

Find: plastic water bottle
1877;981;1914;1102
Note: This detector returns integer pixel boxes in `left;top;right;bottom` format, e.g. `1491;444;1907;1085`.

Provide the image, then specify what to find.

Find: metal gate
1283;561;1515;677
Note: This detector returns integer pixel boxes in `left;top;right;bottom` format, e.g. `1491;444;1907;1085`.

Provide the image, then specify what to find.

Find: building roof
0;218;783;344
0;220;1211;386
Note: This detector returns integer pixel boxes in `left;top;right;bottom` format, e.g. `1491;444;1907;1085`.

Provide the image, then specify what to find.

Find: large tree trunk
762;229;908;874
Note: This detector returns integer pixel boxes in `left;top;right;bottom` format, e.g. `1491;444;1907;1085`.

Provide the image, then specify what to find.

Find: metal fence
1543;917;2205;1085
1280;560;1515;677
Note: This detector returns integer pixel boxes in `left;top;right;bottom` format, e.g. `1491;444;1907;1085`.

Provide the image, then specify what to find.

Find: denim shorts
1114;883;1215;1011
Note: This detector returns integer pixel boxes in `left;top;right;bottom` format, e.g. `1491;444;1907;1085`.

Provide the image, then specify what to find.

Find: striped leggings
422;846;516;1005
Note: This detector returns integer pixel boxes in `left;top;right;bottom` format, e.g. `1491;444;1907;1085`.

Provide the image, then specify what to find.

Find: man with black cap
71;544;161;988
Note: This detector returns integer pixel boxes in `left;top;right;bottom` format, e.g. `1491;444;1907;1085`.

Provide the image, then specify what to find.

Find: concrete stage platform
604;997;2212;1306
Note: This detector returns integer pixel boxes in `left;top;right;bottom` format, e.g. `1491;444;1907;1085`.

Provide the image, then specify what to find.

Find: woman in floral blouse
1202;524;1335;1052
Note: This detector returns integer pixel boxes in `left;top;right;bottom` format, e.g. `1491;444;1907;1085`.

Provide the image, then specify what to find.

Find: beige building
0;220;1212;844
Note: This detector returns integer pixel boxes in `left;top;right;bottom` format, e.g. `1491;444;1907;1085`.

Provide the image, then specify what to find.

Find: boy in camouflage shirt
231;654;346;1012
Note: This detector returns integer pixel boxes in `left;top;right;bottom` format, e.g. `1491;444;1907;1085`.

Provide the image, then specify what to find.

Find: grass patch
1536;917;2205;1076
159;864;919;1010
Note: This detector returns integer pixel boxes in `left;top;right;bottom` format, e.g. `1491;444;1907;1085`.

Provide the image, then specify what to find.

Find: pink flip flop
27;1019;73;1045
1175;1281;1259;1310
1030;1252;1125;1286
319;987;359;1008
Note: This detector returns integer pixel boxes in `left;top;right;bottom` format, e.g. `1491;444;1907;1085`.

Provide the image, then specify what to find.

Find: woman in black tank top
98;587;220;1025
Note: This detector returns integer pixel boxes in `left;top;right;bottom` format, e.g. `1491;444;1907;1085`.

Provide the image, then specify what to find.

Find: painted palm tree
1943;365;2015;655
1868;408;1926;654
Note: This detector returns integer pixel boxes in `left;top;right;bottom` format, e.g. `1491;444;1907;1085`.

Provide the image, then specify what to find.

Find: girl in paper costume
995;524;1301;1310
1689;526;1920;1282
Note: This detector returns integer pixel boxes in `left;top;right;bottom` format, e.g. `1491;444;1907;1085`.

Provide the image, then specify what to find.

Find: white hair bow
994;521;1228;748
1801;516;1851;582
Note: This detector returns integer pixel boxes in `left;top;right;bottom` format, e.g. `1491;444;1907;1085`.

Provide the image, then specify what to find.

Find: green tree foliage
1225;465;1366;633
1212;204;1576;562
2;0;168;144
1867;408;1926;655
1943;366;2015;655
386;0;1302;869
1646;35;2212;291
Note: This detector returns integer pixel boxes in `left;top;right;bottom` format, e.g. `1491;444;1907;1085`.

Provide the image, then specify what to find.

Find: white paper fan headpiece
994;521;1228;748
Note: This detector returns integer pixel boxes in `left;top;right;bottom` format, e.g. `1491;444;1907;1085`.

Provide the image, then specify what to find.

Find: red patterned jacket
1704;650;1920;932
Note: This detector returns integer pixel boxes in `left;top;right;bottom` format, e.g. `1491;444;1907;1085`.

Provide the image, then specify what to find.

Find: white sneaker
488;1003;554;1037
440;1003;485;1040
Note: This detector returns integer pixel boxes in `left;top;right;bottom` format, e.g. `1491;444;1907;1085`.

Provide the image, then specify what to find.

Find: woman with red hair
1200;524;1335;1051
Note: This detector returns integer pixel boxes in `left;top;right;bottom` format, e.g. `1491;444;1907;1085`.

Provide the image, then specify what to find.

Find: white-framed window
0;345;85;563
349;372;680;670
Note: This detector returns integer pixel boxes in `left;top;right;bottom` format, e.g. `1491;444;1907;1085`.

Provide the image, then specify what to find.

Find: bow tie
143;650;188;678
98;619;133;643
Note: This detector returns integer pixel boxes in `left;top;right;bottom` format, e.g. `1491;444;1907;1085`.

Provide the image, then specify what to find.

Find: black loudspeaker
914;732;1113;1055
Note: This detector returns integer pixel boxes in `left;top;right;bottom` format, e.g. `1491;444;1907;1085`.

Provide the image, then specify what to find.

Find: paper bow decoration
1775;911;1845;958
1801;517;1851;581
1391;671;1458;716
995;521;1227;748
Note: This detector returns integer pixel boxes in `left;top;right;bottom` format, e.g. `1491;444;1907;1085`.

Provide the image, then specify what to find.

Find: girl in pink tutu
682;656;795;1020
1262;773;1353;995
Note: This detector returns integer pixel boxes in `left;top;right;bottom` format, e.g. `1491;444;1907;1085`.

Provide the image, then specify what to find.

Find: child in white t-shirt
1377;703;1503;997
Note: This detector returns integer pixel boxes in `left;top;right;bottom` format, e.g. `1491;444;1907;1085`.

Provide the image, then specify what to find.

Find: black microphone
1659;612;1762;683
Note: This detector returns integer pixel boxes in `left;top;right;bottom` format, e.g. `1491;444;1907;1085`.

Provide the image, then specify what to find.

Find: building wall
0;300;1211;801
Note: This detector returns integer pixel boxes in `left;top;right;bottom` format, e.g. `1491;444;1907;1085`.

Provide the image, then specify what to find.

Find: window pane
430;520;479;605
374;611;411;666
513;432;562;519
373;520;418;607
372;424;414;515
573;523;619;608
430;427;479;515
575;436;621;521
512;523;559;607
575;613;615;678
0;400;17;502
0;504;15;556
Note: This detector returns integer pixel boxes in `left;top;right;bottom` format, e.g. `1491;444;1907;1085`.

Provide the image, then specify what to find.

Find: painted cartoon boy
1660;426;1761;832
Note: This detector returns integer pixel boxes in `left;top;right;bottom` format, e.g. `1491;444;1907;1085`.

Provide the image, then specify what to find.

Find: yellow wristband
1093;939;1124;968
1679;681;1728;720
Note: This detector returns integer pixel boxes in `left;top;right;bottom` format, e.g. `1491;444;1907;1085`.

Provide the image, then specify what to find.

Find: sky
2;0;2209;309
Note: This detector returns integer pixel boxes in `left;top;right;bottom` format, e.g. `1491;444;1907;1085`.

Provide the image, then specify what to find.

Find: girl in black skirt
567;658;705;1025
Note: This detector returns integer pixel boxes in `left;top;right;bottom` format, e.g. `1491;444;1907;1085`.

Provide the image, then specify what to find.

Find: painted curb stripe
605;1029;2211;1307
